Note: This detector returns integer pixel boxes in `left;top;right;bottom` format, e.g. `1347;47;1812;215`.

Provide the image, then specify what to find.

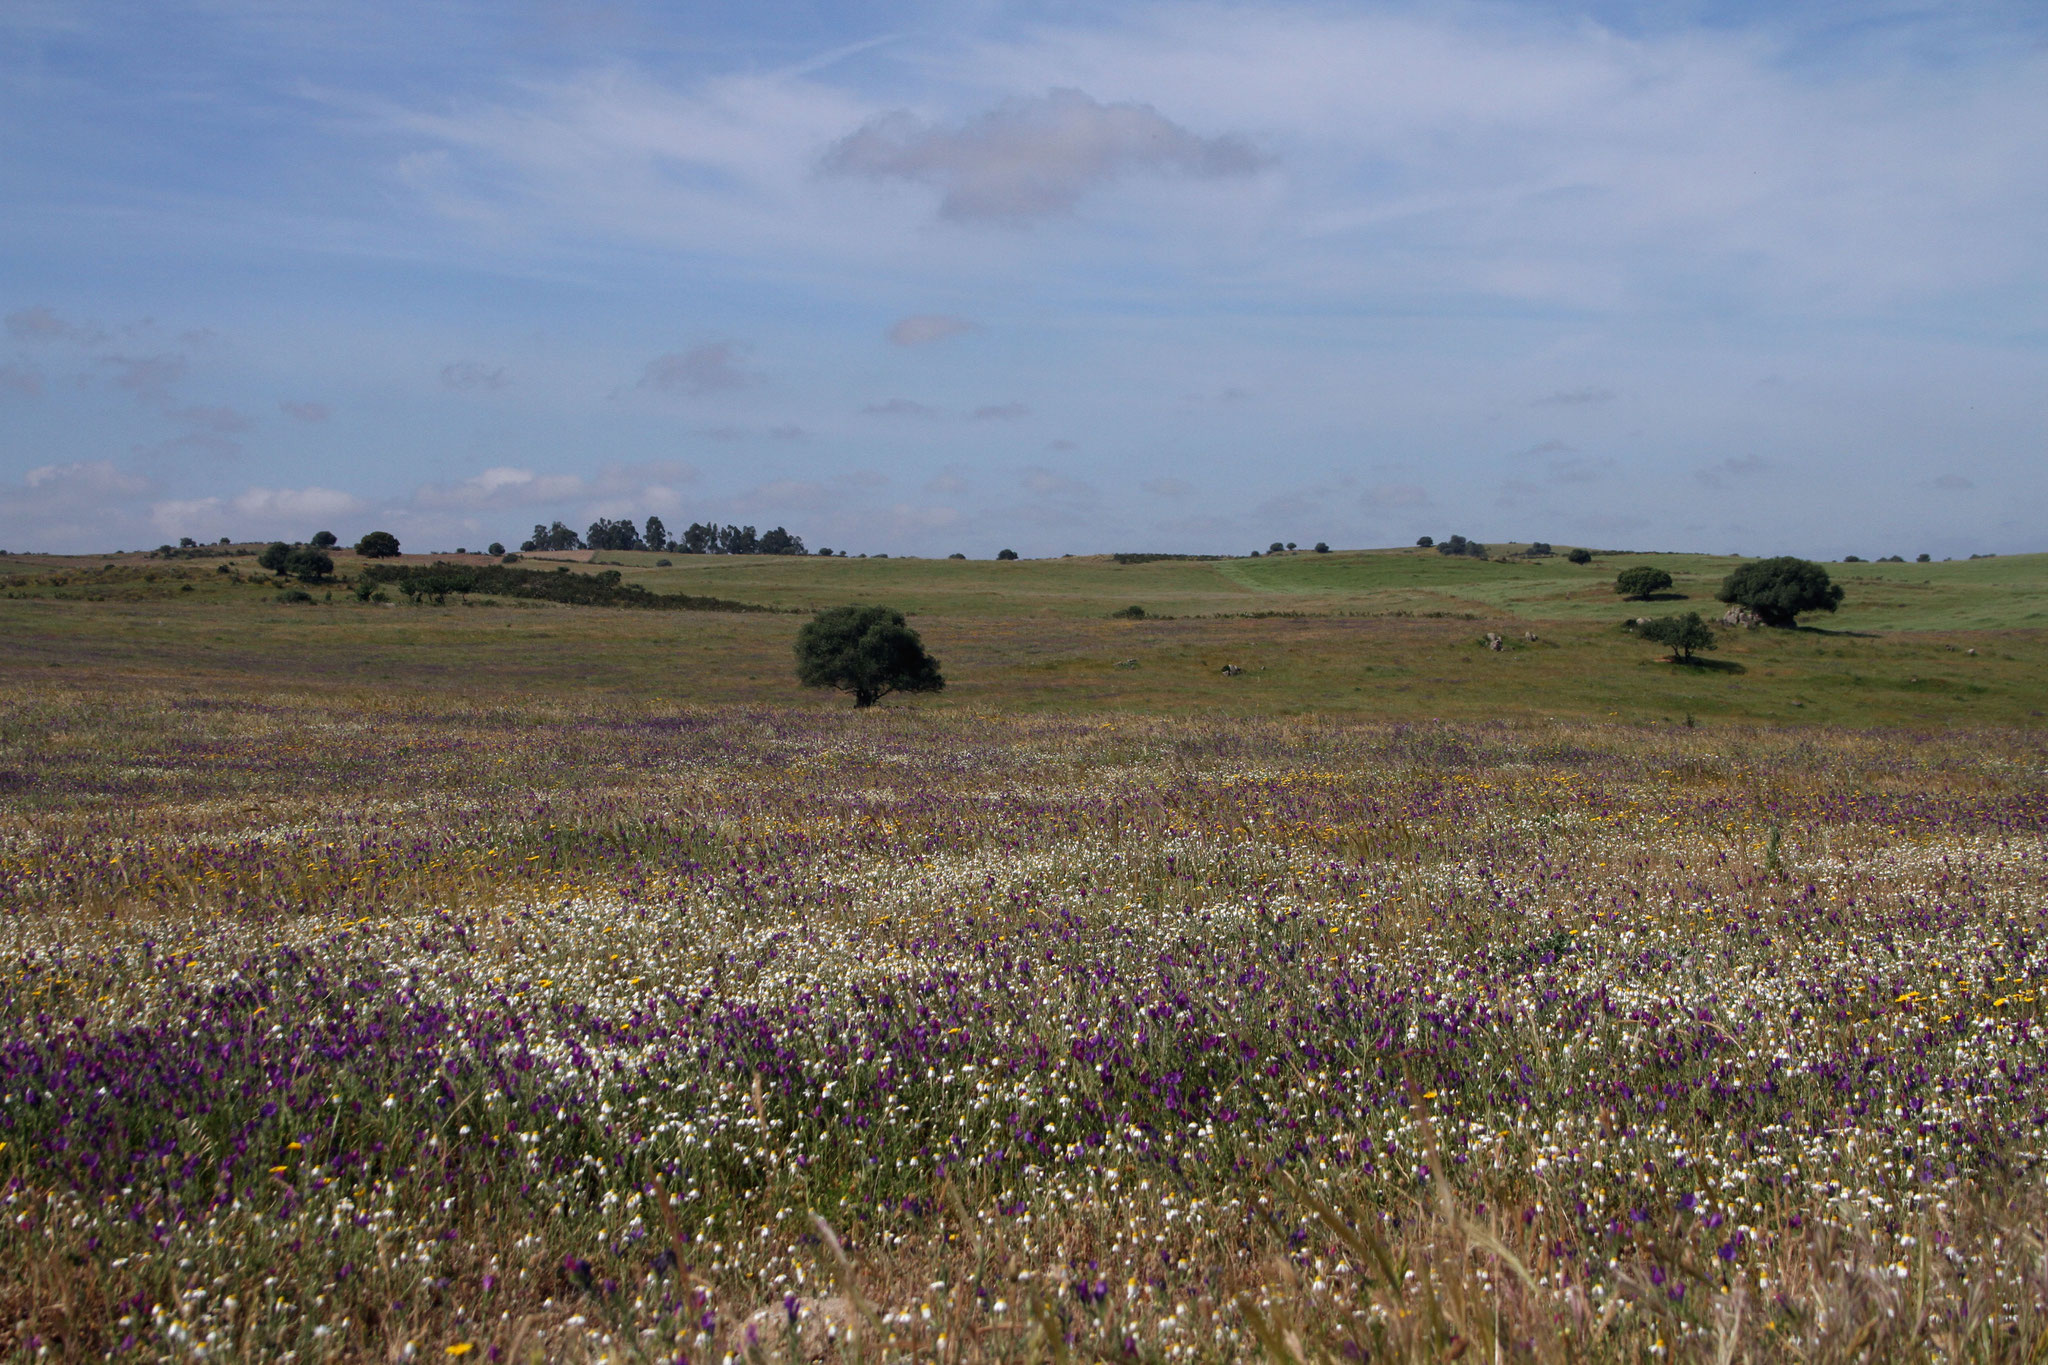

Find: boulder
1220;663;1243;676
1484;632;1503;651
1721;606;1762;629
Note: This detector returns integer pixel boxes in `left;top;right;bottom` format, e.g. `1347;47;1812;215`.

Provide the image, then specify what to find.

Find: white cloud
822;88;1271;221
411;461;701;513
230;486;365;522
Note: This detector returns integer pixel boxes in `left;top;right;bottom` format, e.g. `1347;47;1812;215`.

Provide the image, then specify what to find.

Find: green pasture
0;544;2042;726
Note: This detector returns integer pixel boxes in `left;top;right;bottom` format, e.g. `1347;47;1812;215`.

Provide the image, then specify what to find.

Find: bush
1111;605;1146;619
948;552;966;560
656;558;672;567
1436;535;1487;558
1917;553;1931;563
794;605;944;708
1637;611;1716;662
355;531;401;559
258;542;292;573
487;542;505;556
1416;536;1433;548
1269;542;1286;554
1313;542;1330;553
1717;556;1844;627
1526;541;1553;556
1614;565;1674;600
274;588;314;604
1567;548;1592;565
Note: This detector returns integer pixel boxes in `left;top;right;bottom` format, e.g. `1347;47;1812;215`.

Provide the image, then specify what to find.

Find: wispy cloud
633;344;753;397
440;361;508;392
862;397;933;417
888;314;976;346
822;88;1271;221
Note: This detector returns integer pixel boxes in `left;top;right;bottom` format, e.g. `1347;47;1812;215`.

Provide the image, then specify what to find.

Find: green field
1;544;2043;726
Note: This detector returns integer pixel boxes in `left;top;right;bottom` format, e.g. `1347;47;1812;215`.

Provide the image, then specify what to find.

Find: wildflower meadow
3;688;2045;1361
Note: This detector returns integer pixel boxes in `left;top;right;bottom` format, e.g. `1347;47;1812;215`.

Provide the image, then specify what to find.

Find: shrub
1436;535;1487;558
1269;542;1285;554
274;588;314;604
656;558;672;567
1567;548;1592;564
1416;536;1433;548
1526;541;1553;556
1313;542;1330;553
793;605;944;708
996;548;1019;561
1614;565;1674;600
948;552;966;560
487;542;505;556
1111;605;1146;619
1637;611;1715;662
1917;553;1931;563
355;531;401;559
1717;556;1844;627
258;542;292;573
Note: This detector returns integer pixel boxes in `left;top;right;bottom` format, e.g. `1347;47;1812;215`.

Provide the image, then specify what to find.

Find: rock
1721;607;1762;629
1220;663;1243;676
1115;658;1138;669
740;1295;864;1362
1484;632;1503;651
1966;647;1978;656
1523;631;1538;642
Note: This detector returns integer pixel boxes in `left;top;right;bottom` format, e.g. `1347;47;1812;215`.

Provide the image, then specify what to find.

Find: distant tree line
357;562;788;612
520;516;810;556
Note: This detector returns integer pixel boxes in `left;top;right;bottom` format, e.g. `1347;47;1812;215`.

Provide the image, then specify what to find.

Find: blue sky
3;0;2044;558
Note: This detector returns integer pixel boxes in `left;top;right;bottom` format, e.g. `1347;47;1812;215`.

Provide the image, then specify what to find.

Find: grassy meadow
2;543;2047;1362
1;544;2045;726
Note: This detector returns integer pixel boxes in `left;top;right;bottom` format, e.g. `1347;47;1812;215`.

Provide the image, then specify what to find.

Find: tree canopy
1614;565;1674;600
1637;611;1715;662
1717;556;1844;627
355;531;401;559
794;605;945;708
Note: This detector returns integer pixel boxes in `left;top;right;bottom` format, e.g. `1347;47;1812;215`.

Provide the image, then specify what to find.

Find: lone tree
1717;556;1843;627
1567;547;1593;564
794;605;945;708
1614;565;1674;600
355;530;401;559
1637;611;1716;663
310;530;338;548
996;548;1019;560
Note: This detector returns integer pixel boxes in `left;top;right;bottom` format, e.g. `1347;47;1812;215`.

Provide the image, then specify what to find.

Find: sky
2;0;2044;559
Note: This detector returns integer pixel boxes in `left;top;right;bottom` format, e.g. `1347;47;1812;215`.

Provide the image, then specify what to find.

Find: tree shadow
1791;624;1880;638
1667;656;1747;673
1631;592;1690;603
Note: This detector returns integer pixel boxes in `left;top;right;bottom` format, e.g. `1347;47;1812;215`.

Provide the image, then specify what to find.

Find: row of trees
521;517;812;556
